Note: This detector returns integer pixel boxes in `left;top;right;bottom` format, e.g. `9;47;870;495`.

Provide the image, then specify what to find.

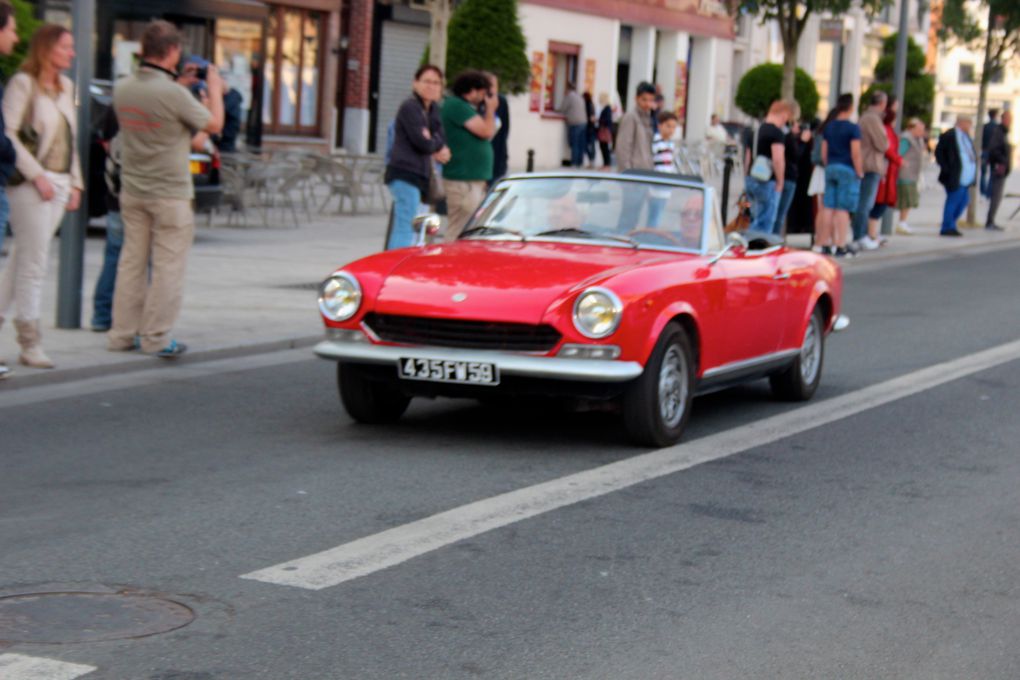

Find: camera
195;66;208;80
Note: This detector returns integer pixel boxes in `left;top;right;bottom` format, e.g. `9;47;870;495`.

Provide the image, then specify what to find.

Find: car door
771;248;818;351
714;246;787;364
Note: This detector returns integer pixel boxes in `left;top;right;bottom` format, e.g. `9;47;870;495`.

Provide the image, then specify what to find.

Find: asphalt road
3;244;1020;679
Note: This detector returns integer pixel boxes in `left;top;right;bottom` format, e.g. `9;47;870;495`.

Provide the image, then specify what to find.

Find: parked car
88;80;222;217
314;171;848;446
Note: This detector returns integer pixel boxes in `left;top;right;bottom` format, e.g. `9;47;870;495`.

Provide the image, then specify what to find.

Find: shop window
263;6;324;135
544;41;580;114
214;18;263;138
958;63;975;84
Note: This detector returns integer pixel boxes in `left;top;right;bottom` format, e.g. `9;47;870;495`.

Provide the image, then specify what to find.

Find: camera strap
139;61;180;80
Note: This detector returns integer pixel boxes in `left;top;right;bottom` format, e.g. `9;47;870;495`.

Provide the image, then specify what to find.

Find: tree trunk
781;41;798;102
965;3;996;226
428;0;452;73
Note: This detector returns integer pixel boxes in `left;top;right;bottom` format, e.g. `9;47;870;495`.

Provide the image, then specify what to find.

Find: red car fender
634;299;702;373
321;250;417;328
800;278;836;339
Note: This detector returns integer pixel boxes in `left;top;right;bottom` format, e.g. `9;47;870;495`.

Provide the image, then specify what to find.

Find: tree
939;0;1020;224
735;63;820;120
443;0;530;95
861;33;935;127
0;0;41;78
737;0;888;101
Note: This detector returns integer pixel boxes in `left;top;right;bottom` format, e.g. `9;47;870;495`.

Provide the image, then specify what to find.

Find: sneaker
985;224;1004;232
155;340;187;358
0;363;10;380
859;235;881;250
896;222;914;235
846;241;861;254
91;324;111;332
820;246;833;256
940;230;963;237
834;246;855;258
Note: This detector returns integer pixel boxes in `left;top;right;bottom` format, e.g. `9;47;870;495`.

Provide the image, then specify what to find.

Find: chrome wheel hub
658;346;688;428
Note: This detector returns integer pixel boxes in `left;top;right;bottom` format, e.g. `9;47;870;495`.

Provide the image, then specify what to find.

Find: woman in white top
0;24;82;369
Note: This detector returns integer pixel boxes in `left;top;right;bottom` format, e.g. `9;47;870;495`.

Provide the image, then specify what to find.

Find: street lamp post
56;0;94;328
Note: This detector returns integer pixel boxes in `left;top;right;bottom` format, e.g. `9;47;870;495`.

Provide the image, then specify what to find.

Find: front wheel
338;363;411;423
770;306;825;401
622;323;695;447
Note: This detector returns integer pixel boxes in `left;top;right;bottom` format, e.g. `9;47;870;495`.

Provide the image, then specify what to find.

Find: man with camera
108;20;224;358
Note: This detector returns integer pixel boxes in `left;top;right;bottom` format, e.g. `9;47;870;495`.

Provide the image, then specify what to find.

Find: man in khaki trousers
108;20;223;357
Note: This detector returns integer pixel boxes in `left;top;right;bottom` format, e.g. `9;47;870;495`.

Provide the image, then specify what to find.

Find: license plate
398;358;499;386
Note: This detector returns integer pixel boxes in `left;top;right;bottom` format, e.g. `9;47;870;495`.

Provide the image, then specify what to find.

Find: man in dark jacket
0;0;17;379
980;108;999;198
934;115;977;237
985;109;1012;231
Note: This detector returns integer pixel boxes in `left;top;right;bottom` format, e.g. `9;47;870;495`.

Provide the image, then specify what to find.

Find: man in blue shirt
934;115;977;237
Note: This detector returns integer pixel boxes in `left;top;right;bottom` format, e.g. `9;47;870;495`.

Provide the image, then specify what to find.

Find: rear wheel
770;306;825;401
337;363;411;423
622;323;695;447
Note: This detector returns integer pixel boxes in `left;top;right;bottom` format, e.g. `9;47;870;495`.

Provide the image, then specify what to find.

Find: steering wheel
627;228;687;247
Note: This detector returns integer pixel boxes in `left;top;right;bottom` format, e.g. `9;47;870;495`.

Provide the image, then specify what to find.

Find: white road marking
0;654;96;679
0;348;311;410
241;337;1020;590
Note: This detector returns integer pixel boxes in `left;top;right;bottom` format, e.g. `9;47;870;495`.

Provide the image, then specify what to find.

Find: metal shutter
376;21;430;153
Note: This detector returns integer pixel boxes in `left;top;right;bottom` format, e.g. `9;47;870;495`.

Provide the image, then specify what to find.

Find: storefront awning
107;0;270;20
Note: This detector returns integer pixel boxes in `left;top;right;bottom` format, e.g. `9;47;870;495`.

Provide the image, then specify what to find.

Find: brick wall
345;0;375;110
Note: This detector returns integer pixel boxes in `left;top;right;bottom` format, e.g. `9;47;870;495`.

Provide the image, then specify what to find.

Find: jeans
941;185;970;233
852;172;881;241
773;180;797;235
568;124;587;167
91;210;124;329
745;175;779;233
980;156;990;198
386;179;424;250
0;190;9;256
987;174;1007;226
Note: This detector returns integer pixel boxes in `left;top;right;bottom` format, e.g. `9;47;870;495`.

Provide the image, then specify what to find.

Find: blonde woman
0;24;81;369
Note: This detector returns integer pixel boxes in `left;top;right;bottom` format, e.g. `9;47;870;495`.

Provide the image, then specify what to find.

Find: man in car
677;193;704;249
547;193;585;231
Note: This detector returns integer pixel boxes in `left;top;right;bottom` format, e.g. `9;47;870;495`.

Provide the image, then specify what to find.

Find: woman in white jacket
0;24;82;369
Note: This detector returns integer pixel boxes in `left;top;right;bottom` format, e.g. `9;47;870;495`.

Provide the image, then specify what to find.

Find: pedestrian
744;99;791;233
853;90;889;249
179;55;243;152
441;70;497;241
558;82;587;167
648;111;679;227
596;92;614;169
705;113;729;143
895;117;926;234
0;0;17;379
486;72;510;186
90;108;123;332
864;95;902;247
773;101;805;235
816;93;862;257
984;109;1012;231
615;81;657;172
980;108;999;199
788;118;818;236
0;24;82;370
108;20;224;357
583;91;597;168
934;114;977;237
384;64;449;249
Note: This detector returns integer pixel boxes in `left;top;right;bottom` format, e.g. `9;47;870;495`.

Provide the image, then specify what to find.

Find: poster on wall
675;60;688;127
530;51;545;112
544;52;556;112
584;59;596;96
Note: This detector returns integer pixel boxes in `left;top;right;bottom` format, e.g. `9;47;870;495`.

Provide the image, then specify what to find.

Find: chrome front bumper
314;339;643;382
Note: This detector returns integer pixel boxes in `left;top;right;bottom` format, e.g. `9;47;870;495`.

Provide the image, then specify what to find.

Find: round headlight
318;272;362;321
573;288;622;339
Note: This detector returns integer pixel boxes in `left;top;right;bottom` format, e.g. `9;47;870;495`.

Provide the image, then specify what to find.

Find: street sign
819;19;845;43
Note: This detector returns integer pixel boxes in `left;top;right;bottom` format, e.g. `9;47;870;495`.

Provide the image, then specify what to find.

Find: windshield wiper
460;224;527;241
534;227;639;248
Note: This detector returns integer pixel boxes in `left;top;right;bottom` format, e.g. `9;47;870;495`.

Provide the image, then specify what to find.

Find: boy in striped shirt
647;111;679;226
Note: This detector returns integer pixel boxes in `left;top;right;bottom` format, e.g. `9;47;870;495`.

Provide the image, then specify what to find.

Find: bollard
720;155;734;226
526;149;535;173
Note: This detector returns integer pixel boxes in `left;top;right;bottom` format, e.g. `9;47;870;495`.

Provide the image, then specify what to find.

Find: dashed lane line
241;337;1020;590
0;654;96;680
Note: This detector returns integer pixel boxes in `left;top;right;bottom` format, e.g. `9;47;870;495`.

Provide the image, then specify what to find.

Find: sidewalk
1;171;1018;387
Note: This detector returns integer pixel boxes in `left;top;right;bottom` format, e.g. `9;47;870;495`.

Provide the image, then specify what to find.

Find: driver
677;193;703;248
547;193;584;231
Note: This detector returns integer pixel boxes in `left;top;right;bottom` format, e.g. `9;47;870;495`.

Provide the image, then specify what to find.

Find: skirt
807;165;826;196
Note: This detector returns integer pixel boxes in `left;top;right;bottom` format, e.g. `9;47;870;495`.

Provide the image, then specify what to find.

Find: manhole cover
0;592;195;643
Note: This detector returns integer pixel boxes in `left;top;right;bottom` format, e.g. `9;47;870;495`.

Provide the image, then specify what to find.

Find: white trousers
0;171;71;321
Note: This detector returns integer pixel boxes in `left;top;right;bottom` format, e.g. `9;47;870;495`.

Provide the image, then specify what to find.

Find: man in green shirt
441;71;497;240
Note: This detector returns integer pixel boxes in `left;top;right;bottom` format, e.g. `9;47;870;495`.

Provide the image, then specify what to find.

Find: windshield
464;177;707;251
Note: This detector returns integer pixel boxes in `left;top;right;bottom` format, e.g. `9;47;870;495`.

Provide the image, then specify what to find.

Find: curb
839;232;1020;273
0;335;321;390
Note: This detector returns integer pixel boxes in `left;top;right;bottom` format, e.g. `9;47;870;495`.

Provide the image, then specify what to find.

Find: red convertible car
316;171;847;446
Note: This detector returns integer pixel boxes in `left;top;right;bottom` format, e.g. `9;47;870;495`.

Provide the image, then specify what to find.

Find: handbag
597;125;612;144
748;123;773;182
8;79;39;187
426;161;445;205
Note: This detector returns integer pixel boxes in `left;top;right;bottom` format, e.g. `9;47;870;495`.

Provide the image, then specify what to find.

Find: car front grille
363;313;562;352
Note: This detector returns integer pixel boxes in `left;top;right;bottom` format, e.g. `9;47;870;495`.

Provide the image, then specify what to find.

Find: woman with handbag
0;24;82;369
384;64;450;250
596;92;614;169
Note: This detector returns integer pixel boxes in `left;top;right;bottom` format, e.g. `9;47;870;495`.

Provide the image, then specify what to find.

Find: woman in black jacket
385;64;450;249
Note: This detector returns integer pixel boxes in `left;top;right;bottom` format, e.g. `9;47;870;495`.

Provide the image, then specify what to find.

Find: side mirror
708;231;747;265
412;214;443;245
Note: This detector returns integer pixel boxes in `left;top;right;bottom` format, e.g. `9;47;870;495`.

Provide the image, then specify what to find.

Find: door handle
773;272;791;280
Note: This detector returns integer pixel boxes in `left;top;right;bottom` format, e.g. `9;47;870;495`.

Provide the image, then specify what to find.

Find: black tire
770;306;825;401
337;363;411;423
622;323;695;447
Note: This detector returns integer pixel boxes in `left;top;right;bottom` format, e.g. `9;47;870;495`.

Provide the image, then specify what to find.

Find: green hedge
0;0;41;79
735;63;819;121
444;0;530;95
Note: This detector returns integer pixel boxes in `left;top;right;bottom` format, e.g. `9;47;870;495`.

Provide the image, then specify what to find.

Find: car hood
372;240;676;324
